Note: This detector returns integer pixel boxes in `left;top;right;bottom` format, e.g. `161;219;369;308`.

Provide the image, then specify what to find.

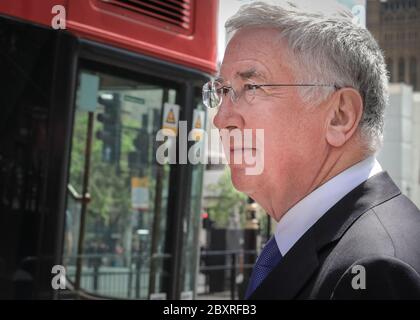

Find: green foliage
69;111;138;228
206;168;248;228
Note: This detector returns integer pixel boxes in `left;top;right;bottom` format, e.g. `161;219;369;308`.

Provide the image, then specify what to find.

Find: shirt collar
274;156;383;256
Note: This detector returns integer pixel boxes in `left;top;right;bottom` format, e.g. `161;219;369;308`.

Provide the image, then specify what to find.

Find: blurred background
0;0;419;300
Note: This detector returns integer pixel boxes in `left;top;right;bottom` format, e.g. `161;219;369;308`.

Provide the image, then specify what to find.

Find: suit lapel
249;172;401;300
250;229;319;299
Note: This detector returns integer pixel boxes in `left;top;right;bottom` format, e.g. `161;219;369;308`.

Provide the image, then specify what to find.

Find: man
203;0;420;299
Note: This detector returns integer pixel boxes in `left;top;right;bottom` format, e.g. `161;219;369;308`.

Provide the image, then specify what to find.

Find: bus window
64;68;177;299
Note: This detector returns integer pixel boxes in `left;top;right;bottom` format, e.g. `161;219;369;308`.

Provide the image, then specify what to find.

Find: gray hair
225;0;389;153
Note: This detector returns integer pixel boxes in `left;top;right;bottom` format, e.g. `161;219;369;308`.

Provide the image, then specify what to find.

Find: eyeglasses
202;80;340;109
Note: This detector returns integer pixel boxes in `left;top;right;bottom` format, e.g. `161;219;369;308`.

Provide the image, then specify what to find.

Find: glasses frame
202;80;341;109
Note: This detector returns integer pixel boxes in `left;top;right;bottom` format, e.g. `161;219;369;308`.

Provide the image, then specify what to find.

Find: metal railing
62;249;257;300
63;253;170;299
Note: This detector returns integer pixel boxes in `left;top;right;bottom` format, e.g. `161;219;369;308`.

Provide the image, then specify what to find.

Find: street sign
162;103;180;136
131;177;149;211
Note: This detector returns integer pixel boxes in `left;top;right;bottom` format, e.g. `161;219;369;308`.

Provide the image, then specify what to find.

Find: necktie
245;236;282;299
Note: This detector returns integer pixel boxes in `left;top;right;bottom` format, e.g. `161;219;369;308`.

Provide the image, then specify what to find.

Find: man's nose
213;108;224;130
213;97;237;130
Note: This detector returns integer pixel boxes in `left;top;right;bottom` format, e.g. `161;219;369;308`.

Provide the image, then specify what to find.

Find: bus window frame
56;37;210;300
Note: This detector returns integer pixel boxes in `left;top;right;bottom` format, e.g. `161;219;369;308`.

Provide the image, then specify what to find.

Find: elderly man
203;0;420;299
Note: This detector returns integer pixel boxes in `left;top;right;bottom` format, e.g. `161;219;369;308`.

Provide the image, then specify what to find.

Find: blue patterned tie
245;236;282;299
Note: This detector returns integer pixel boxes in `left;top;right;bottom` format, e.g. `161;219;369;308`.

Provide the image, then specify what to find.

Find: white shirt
274;156;383;256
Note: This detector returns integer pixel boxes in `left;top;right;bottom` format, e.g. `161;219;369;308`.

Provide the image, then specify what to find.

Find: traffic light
96;93;121;165
128;114;150;172
202;212;214;230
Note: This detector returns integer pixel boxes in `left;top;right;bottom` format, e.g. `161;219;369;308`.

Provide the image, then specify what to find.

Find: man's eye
216;87;229;96
244;84;258;91
221;87;231;96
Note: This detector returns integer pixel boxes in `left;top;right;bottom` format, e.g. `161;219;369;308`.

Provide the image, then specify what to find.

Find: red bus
0;0;218;299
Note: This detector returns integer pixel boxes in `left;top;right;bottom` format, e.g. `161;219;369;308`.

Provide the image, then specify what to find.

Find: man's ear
325;88;363;148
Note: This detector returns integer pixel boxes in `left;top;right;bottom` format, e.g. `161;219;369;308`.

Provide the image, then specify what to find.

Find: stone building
367;0;420;90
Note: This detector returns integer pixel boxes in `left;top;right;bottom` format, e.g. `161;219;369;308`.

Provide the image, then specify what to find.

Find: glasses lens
202;81;222;109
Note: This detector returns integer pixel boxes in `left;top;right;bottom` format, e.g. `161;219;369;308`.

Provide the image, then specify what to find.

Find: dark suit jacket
248;172;420;299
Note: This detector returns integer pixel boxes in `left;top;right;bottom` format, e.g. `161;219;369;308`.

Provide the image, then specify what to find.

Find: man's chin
230;167;256;193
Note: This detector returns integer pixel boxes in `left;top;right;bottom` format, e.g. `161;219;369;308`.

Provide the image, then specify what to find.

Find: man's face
214;27;330;219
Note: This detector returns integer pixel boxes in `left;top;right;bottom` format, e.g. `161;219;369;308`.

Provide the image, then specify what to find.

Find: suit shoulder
337;194;420;263
331;255;420;299
312;194;420;298
370;194;420;267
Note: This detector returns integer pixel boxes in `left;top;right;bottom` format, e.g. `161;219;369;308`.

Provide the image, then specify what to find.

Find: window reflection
64;70;176;299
